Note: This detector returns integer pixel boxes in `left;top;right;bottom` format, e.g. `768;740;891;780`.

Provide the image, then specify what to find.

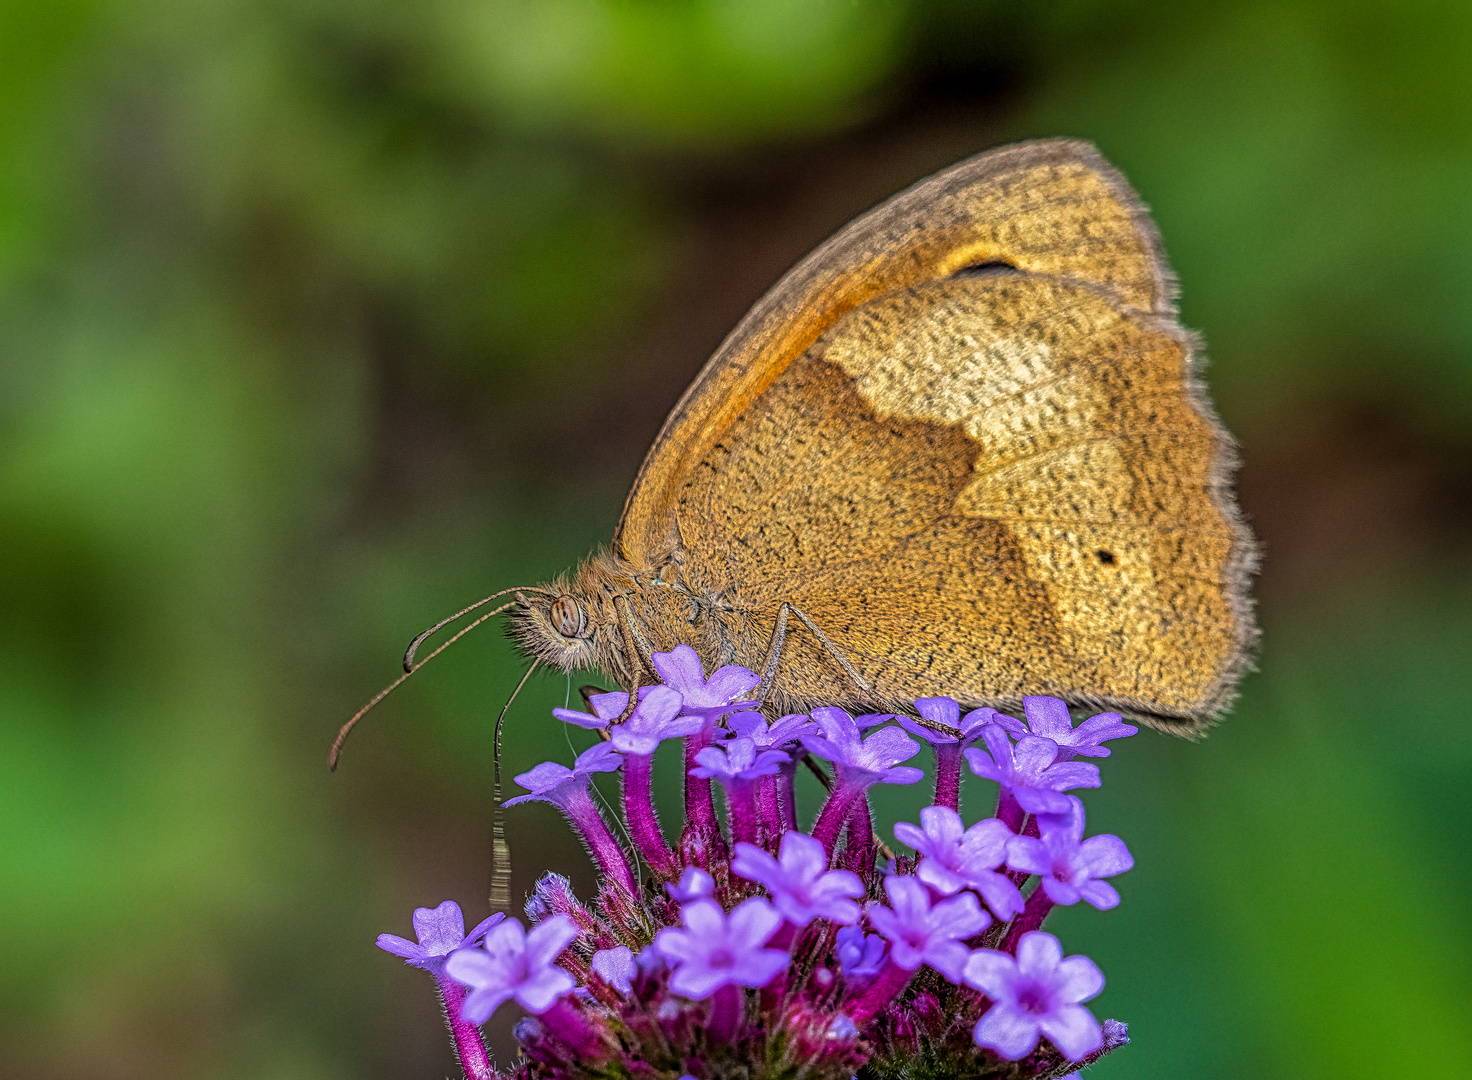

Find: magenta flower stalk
607;684;701;876
653;645;760;850
377;901;502;1080
504;743;635;896
378;659;1139;1080
899;696;998;810
690;736;789;845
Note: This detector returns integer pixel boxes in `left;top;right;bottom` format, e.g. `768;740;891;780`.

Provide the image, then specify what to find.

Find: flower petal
1053;955;1106;1003
515;966;576;1014
962;948;1014;996
1079;835;1134;877
974;1002;1041;1059
1039;1003;1104;1061
524;914;579;968
1022;696;1075;740
1014;931;1064;977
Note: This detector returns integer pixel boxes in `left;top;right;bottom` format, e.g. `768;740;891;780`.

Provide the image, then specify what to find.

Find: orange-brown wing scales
675;274;1245;724
617;141;1174;565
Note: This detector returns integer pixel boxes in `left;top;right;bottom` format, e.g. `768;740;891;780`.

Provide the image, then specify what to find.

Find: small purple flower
666;866;716;903
964;931;1104;1061
992;697;1137;760
867;875;989;982
732;831;865;926
898;696;997;746
725;710;816;750
651;645;760;716
504;742;636;895
590;945;636;994
964;727;1100;814
653;897;790;999
377;901;504;975
444;914;580;1024
801;707;924;786
835;925;888;977
692;736;790;783
1007;797;1133;909
894;806;1024;919
504;743;623;808
609;684;703;756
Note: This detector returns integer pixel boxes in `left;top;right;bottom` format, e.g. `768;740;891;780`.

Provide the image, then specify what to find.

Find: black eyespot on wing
952;260;1021;278
1096;549;1117;565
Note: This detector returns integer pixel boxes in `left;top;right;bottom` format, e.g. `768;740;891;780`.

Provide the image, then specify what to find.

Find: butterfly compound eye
549;596;587;639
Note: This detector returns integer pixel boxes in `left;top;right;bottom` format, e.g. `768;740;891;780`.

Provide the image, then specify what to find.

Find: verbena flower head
502;743;621;808
691;736;789;783
652;644;760;719
725;709;816;749
654;897;789;998
898;695;997;745
378;648;1135;1080
867;875;989;981
801;707;925;786
608;684;702;756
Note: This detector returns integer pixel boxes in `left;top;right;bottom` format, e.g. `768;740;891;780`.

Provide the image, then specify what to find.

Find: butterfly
333;137;1256;775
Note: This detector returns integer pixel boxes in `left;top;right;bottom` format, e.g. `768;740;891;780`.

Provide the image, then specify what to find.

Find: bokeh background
4;1;1471;1078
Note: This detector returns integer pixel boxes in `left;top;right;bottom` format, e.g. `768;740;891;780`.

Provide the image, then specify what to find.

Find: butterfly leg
612;594;659;721
755;602;873;704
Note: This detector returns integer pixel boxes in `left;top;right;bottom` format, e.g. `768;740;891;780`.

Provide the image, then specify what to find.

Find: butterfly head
509;583;604;674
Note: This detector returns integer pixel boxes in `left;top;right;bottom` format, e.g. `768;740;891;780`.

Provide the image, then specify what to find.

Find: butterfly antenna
328;588;544;770
403;586;553;672
490;661;539;912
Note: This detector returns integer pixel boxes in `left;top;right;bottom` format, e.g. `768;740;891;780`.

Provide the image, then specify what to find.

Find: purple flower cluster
379;652;1137;1080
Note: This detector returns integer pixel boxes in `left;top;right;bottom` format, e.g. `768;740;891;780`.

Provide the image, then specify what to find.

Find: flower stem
435;975;495;1080
811;778;863;859
933;742;962;811
1001;884;1057;953
562;788;637;896
843;798;874;876
727;777;760;846
843;959;915;1026
707;983;744;1044
777;760;799;833
757;774;783;846
622;752;675;877
684;728;722;844
996;788;1025;832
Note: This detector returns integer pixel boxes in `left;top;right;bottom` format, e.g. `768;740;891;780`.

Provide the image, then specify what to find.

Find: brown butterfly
334;138;1256;774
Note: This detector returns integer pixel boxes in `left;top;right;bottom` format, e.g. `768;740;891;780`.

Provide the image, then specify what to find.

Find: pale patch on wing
826;282;1164;640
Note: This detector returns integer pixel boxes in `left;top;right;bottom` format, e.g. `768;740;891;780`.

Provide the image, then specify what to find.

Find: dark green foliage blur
2;2;1469;1078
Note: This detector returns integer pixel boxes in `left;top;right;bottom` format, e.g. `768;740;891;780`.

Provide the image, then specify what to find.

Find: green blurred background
3;1;1470;1077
